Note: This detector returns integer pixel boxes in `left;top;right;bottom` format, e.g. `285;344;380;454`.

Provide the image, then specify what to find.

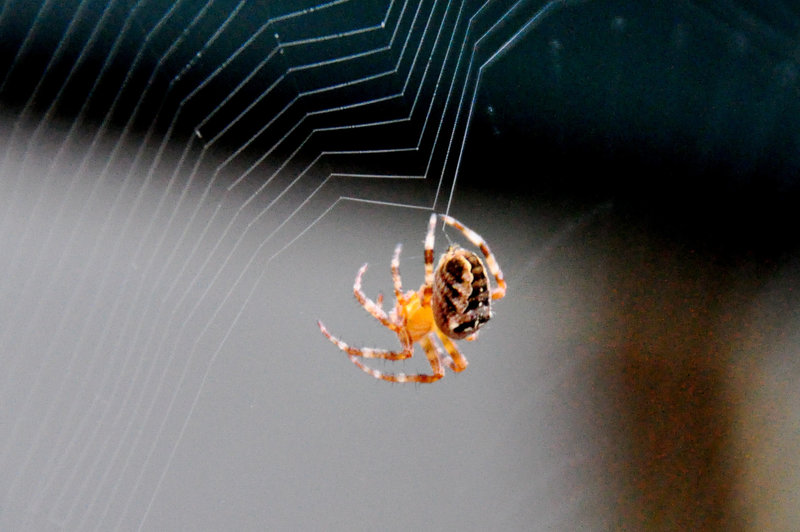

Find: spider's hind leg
434;330;469;372
317;321;412;361
346;334;445;384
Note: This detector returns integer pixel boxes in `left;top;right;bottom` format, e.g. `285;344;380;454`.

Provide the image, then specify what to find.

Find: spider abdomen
432;247;492;339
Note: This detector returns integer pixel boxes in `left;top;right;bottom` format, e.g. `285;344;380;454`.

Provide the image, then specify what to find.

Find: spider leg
421;213;437;306
391;243;405;305
317;321;412;360
353;263;402;333
434;329;469;372
346;334;445;383
439;214;507;300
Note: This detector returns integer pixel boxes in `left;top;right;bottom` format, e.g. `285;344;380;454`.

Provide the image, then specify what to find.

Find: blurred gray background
1;1;799;530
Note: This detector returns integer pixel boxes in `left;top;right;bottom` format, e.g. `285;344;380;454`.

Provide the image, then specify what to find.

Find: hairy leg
434;329;469;372
346;334;445;383
318;321;411;360
353;263;402;333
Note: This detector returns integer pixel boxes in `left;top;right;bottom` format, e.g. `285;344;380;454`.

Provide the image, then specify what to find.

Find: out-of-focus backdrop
0;1;798;530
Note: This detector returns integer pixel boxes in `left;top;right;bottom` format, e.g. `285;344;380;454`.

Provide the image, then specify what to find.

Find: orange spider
318;213;506;383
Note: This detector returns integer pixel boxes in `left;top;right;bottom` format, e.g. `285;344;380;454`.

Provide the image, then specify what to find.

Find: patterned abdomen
432;247;492;339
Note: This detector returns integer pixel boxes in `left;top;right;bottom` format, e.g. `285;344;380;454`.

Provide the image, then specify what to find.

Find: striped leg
390;244;405;305
346;334;445;383
421;213;437;305
353;263;402;333
434;329;469;372
439;214;507;300
317;321;412;360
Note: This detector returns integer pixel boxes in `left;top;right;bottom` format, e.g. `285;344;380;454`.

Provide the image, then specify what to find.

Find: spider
317;213;506;383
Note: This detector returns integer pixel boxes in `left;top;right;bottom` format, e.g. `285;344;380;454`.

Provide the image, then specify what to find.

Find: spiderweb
0;0;798;529
0;1;586;528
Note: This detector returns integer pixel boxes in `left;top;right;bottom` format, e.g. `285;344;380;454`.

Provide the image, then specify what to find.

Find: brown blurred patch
557;214;781;531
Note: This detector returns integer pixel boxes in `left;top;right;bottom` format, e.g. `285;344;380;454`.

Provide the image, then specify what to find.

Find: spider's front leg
353;263;402;334
390;243;405;305
418;213;438;306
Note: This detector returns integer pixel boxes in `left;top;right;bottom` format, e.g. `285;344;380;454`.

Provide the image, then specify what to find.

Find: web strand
0;1;622;530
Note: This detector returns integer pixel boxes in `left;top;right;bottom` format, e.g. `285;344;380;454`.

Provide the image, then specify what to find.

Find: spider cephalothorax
318;213;506;383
